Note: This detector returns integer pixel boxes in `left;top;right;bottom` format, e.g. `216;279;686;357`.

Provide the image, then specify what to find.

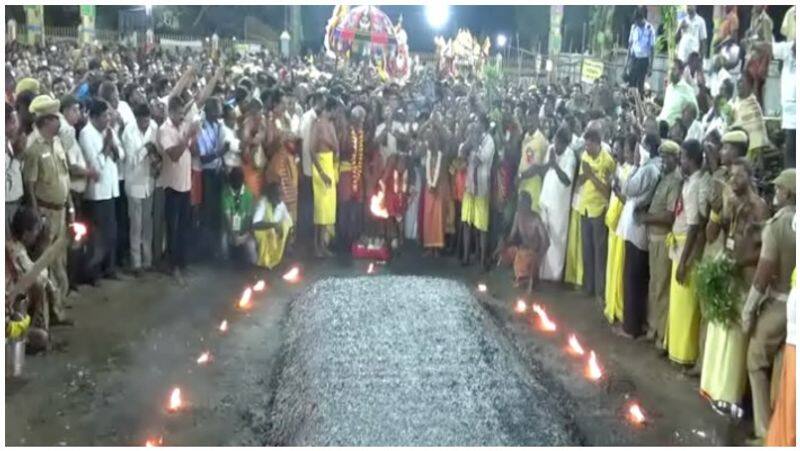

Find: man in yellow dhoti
700;159;768;412
665;139;704;366
604;137;634;324
251;181;293;270
311;97;340;258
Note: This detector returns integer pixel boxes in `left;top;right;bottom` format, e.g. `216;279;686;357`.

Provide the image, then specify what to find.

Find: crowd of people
4;5;796;446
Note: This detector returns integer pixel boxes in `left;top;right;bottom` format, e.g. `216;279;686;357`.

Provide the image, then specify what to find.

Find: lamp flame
238;287;253;310
219;319;228;333
585;351;603;381
532;303;557;331
514;300;527;313
282;266;301;283
370;190;389;219
253;280;266;292
627;402;647;425
167;387;182;412
567;334;585;356
145;437;163;447
197;351;211;365
70;222;88;242
477;283;487;293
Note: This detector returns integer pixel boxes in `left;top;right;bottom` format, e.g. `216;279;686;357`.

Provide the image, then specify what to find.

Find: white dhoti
537;145;576;282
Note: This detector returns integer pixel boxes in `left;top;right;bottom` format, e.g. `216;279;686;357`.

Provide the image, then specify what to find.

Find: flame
627;402;646;425
70;222;88;242
253;280;266;292
219;319;228;333
367;263;376;274
197;351;211;365
282;266;301;283
238;287;253;310
167;387;182;412
567;334;585;356
370;190;389;219
532;304;557;332
585;351;603;381
477;283;487;292
145;437;163;447
514;300;527;313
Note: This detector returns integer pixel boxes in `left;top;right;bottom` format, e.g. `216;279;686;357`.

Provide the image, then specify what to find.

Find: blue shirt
197;119;222;170
629;21;656;59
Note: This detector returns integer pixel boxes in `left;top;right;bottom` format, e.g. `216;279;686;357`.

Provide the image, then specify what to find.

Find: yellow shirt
577;149;616;218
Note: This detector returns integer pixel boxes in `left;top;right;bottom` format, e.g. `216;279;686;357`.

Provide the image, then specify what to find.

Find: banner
24;5;44;46
80;5;96;45
580;58;604;84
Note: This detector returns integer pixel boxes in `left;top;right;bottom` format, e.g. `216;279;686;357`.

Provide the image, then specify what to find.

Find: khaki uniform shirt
759;206;796;296
721;190;768;286
646;168;682;239
22;128;70;207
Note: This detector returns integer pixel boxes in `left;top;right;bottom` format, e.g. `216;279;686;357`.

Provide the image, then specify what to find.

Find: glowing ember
367;263;376;274
627;402;647;425
70;222;88;242
370;190;389;219
252;280;266;292
219;319;228;333
238;287;253;310
196;351;211;365
167;387;182;412
585;351;603;381
514;300;527;313
532;304;557;332
282;266;301;283
477;283;487;292
145;437;163;447
567;334;585;356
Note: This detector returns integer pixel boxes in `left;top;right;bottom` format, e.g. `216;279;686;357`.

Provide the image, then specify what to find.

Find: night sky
5;5;792;54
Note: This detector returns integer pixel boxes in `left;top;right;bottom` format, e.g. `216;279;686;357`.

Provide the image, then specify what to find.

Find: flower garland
351;128;364;195
425;149;442;190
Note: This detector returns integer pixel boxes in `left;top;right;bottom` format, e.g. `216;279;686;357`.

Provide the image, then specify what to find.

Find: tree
588;6;615;58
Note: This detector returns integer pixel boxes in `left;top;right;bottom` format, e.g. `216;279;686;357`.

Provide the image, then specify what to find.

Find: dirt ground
4;245;748;446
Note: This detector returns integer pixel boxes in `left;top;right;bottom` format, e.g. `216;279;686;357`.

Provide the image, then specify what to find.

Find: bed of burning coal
237;275;581;446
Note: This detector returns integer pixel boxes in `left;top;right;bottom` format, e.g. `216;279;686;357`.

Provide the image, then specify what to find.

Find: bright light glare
425;4;450;30
496;34;507;47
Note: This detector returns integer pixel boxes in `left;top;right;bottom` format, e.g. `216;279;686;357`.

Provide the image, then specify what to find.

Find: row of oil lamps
145;264;306;446
506;292;647;427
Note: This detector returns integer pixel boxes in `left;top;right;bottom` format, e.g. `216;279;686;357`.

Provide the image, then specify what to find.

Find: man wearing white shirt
676;6;707;64
707;55;732;98
157;96;199;285
58;95;96;217
80;98;124;279
772;39;796;167
5;104;24;234
99;80;135;267
121;103;158;275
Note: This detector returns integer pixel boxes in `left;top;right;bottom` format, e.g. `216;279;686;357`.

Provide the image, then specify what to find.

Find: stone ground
4;245;746;446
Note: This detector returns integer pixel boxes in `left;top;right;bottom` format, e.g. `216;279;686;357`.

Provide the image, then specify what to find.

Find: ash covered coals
262;276;579;446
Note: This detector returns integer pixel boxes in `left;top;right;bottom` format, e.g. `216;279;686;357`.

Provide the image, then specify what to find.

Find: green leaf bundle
692;255;743;327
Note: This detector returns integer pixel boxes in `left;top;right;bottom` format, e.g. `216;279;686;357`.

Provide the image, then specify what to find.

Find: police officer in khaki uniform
22;94;73;325
743;168;796;442
638;139;682;351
